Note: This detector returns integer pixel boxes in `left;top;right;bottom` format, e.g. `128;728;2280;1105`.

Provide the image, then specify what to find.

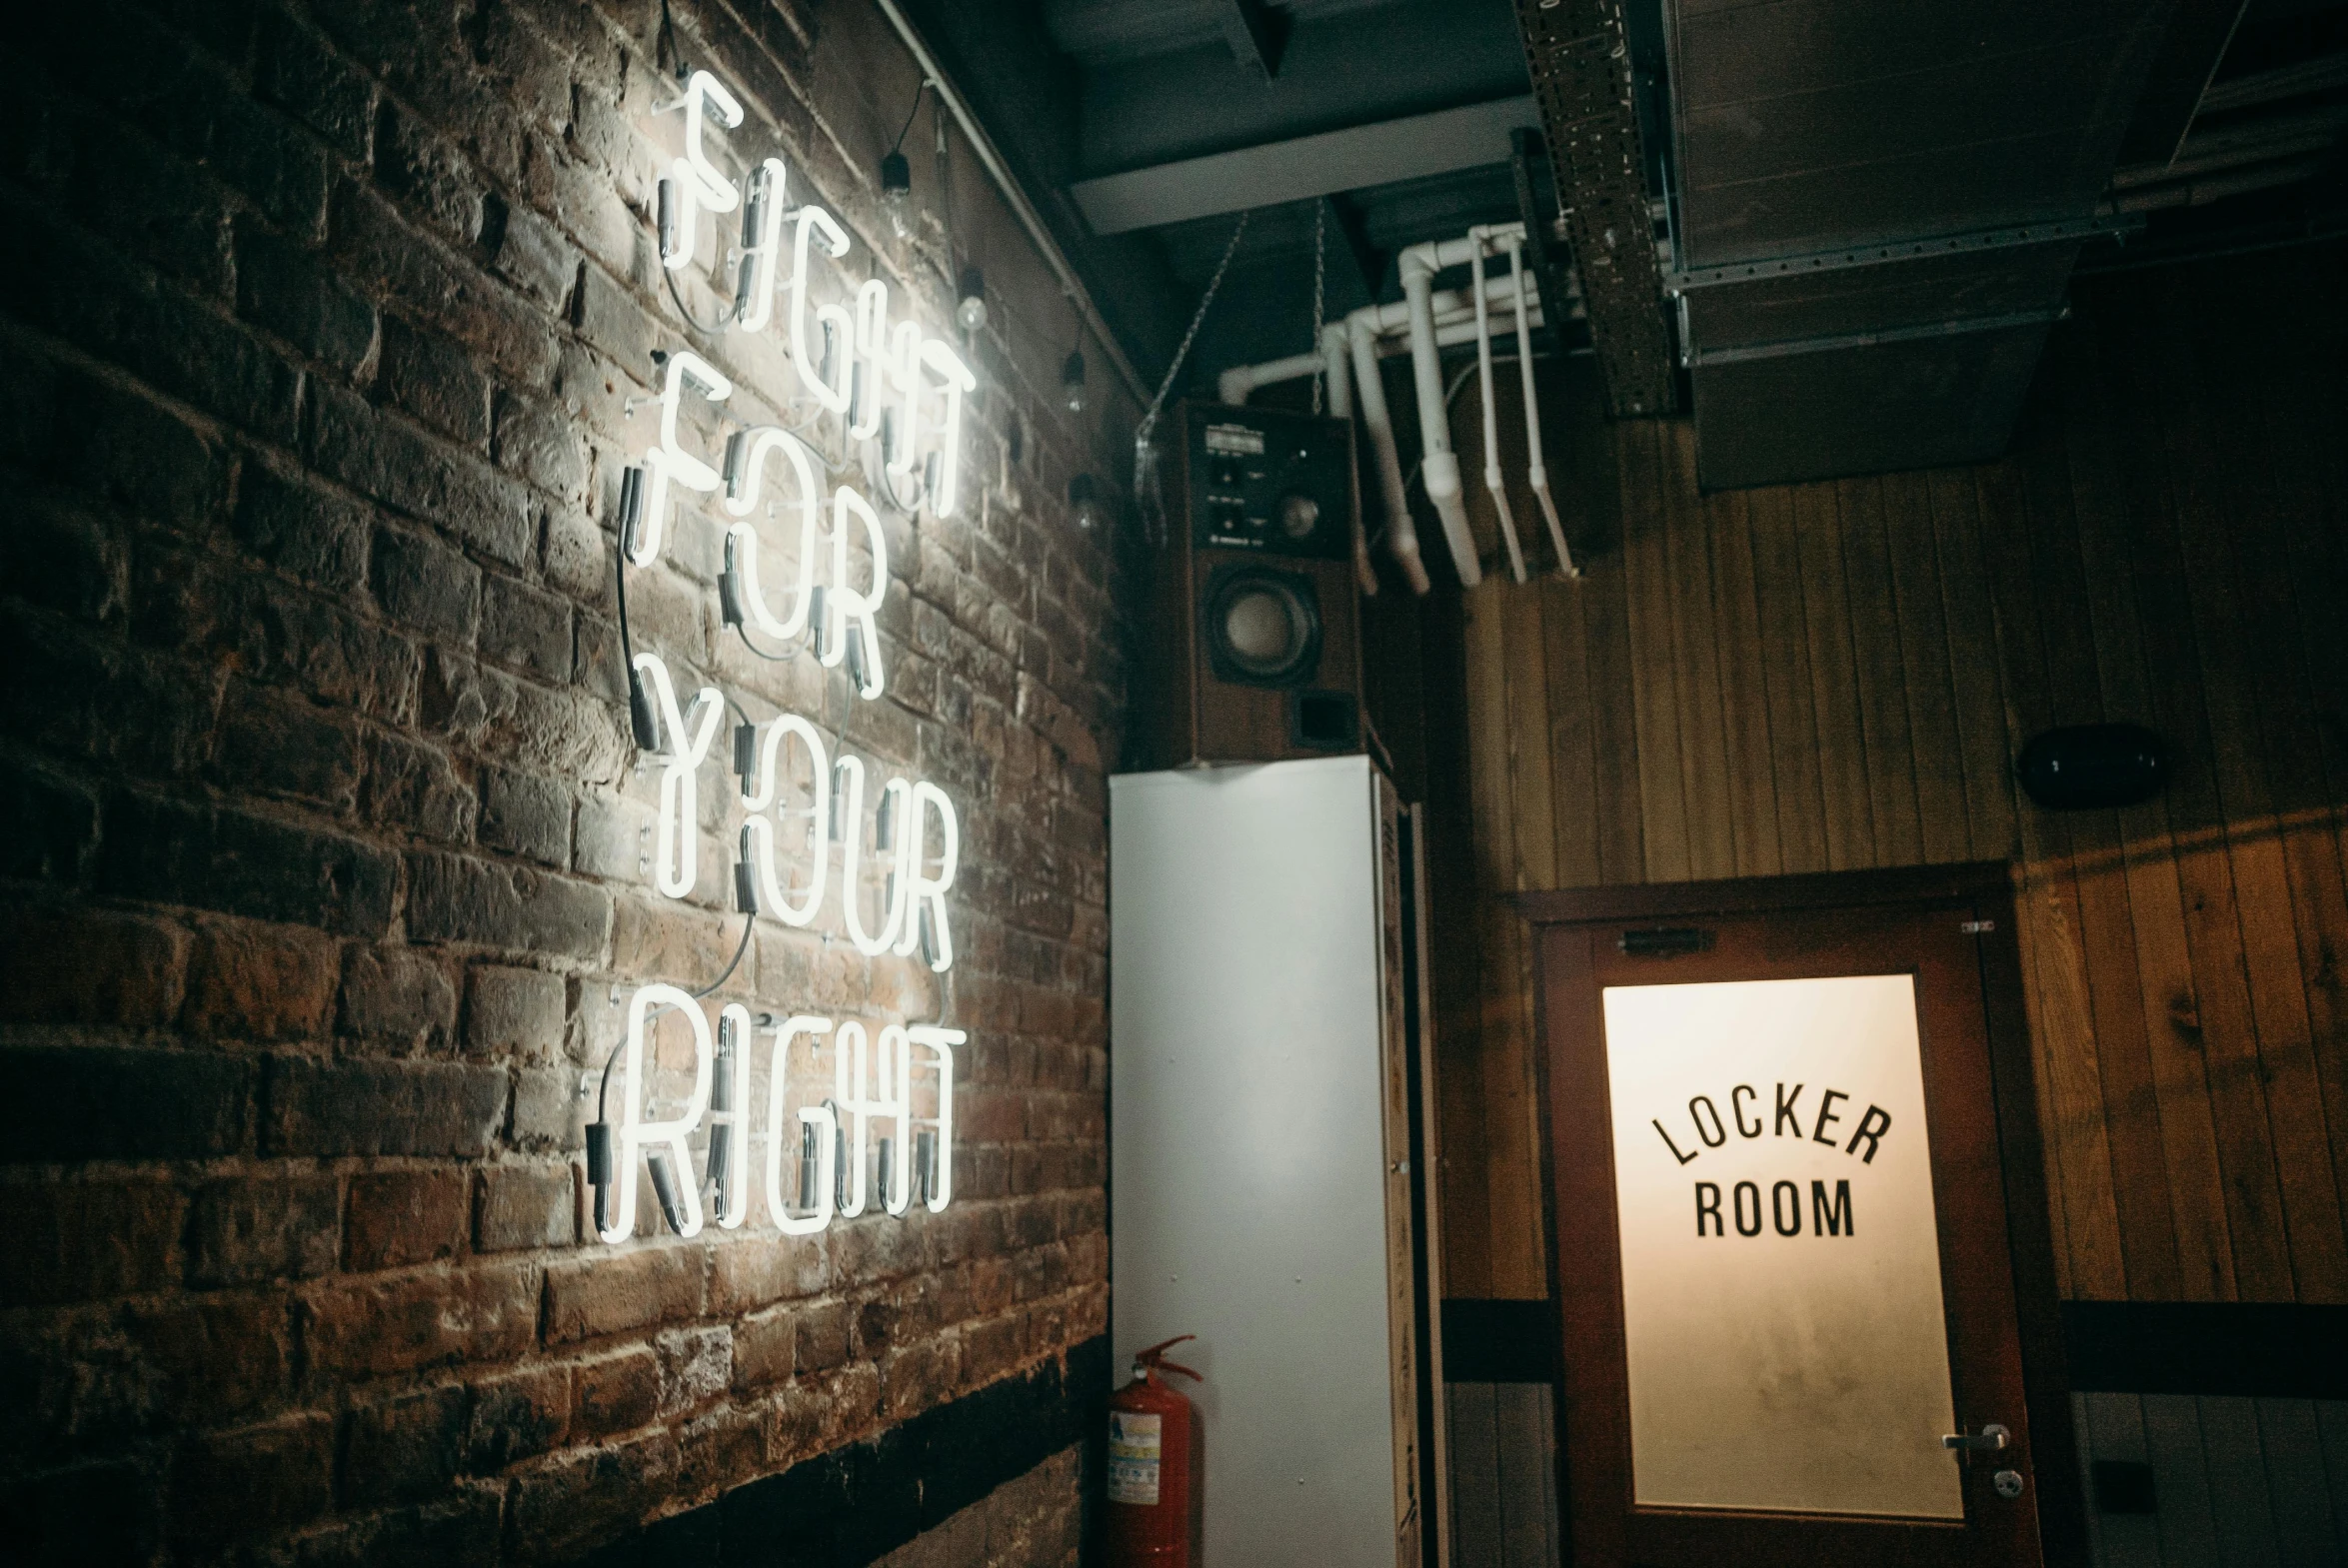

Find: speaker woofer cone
1202;565;1322;688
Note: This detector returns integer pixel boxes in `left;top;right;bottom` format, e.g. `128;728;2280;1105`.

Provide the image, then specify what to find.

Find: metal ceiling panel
1679;239;2081;349
1688;318;2056;489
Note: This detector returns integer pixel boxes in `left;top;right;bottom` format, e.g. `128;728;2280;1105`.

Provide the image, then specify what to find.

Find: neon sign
590;61;975;1246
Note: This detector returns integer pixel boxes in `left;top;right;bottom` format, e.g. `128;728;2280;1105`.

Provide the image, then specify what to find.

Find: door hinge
1961;919;1995;934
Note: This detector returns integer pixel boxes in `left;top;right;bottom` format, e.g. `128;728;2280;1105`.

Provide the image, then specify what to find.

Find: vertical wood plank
2142;1393;2223;1568
1792;482;1876;871
1579;494;1647;886
2087;276;2299;1303
1618;420;1689;882
2058;310;2239;1304
2084;1391;2166;1568
1977;447;2130;1300
1502;582;1559;895
1878;468;1970;866
1743;486;1830;874
1923;469;2019;864
1835;474;1927;867
2198;1395;2282;1568
2146;268;2348;1301
1658;423;1736;880
2017;354;2182;1301
1539;575;1602;889
2318;1401;2348;1551
1446;1382;1503;1568
1493;1384;1553;1568
2254;1398;2343;1566
1706;489;1784;878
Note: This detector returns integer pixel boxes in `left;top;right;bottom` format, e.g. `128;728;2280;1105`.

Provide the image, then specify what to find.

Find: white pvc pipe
1348;308;1429;596
1322;324;1373;595
1509;239;1575;579
1217;352;1322;407
1470;241;1527;584
1399;249;1479;588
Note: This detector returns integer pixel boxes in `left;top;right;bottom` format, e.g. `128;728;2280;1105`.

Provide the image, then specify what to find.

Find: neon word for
598;984;960;1244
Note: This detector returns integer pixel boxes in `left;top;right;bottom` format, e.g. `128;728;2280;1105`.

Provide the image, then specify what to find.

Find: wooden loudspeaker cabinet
1138;401;1363;770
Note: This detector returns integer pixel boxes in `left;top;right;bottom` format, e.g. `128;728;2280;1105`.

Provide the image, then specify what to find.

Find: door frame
1514;862;2086;1567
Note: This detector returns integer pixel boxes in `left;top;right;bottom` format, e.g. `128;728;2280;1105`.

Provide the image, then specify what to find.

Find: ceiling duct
1663;0;2179;489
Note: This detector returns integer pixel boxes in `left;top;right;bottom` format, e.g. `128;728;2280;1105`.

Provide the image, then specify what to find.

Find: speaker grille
1202;565;1322;688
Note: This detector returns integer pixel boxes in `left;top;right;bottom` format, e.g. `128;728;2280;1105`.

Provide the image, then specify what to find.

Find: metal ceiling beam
1513;0;1677;416
1218;0;1290;78
1070;96;1541;235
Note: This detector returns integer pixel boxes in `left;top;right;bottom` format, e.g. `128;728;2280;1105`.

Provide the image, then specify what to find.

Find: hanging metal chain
1134;211;1250;544
1309;200;1328;414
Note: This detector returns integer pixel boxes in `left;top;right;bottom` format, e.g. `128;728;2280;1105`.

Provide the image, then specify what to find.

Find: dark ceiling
900;0;2347;439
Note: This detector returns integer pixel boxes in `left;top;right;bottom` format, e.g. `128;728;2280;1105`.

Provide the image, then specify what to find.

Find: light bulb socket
880;150;911;200
1069;472;1108;532
956;266;987;332
1061;349;1087;412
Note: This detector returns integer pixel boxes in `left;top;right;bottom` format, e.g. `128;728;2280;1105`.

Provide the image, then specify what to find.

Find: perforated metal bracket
1513;0;1677;417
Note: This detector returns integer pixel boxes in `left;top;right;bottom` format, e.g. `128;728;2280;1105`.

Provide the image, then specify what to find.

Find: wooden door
1524;867;2079;1568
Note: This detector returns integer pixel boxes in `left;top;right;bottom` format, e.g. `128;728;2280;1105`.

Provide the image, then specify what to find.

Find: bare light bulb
1061;348;1088;414
955;266;987;334
879;150;912;239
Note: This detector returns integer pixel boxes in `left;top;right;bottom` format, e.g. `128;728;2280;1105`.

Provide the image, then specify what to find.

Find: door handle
1941;1423;2009;1452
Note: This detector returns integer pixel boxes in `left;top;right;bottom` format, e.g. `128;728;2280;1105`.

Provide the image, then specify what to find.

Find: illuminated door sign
592;64;978;1246
1602;974;1962;1520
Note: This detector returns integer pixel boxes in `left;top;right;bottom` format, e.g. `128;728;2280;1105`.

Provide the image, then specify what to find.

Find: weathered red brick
474;1162;575;1252
182;917;341;1041
465;1362;571;1472
187;1175;341;1287
344;1168;469;1270
304;1263;537;1379
170;1412;334;1552
1;1181;183;1305
571;1344;659;1436
0;906;187;1026
543;1246;703;1344
339;1382;468;1509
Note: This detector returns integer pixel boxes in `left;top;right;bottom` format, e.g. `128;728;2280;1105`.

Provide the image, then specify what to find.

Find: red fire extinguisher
1107;1335;1204;1567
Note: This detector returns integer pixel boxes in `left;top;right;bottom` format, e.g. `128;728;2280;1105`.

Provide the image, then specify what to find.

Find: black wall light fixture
2014;723;2170;810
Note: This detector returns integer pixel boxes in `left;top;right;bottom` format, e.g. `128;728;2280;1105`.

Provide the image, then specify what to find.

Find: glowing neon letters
603;66;979;1250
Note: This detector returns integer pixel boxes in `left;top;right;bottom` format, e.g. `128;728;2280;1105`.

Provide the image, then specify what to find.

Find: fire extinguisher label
1107;1411;1164;1505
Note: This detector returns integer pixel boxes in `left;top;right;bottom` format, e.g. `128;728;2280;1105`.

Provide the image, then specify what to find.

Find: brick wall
0;0;1131;1561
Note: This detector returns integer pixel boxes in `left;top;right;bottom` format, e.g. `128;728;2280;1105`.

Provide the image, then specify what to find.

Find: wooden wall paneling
2321;1401;2348;1546
1424;578;1495;1302
1618;420;1692;881
1504;584;1560;896
2019;349;2185;1302
2083;278;2297;1305
1742;485;1832;872
2150;269;2348;1301
2197;1395;2285;1568
2254;1398;2343;1564
2079;1391;2164;1568
2140;1393;2224;1567
2056;308;2240;1305
1834;474;1929;867
2248;253;2348;1253
2198;272;2348;1296
1880;469;1972;865
1537;575;1603;889
1705;488;1785;878
1464;584;1538;1298
1577;483;1647;885
1491;1384;1559;1568
1658;424;1737;881
1976;445;2130;1299
1920;469;2020;863
1445;1382;1503;1566
1791;481;1878;870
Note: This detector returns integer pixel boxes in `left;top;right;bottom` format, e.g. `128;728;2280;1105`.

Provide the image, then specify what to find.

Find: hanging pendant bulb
879;150;912;239
1069;472;1109;532
956;266;988;334
1061;348;1088;414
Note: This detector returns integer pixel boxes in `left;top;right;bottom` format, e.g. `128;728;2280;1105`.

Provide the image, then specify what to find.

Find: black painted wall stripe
2060;1302;2348;1399
564;1335;1111;1567
1441;1298;2348;1400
